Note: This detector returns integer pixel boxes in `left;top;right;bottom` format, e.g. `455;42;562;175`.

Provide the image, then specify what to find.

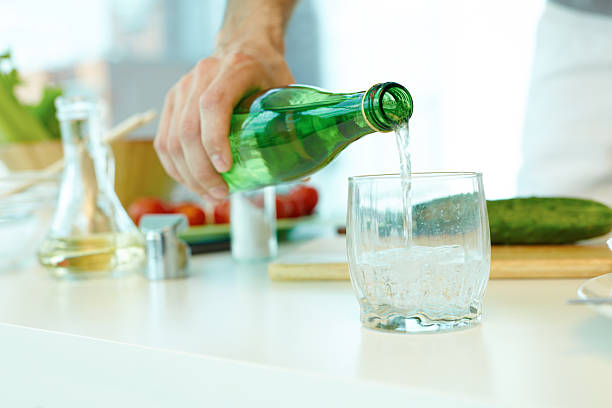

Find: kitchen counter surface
1;242;610;407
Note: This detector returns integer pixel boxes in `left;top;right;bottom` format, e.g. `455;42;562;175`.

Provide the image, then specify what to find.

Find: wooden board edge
268;263;349;281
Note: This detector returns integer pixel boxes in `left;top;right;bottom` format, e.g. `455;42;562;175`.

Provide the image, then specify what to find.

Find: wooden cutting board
268;237;612;280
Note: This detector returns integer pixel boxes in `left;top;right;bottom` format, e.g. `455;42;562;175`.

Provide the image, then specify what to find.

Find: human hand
154;40;294;204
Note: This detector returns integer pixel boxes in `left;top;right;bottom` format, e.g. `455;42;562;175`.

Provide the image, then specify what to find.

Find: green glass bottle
221;82;413;192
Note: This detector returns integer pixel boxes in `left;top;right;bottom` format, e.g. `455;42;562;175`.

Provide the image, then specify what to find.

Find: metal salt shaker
140;214;191;279
230;186;277;262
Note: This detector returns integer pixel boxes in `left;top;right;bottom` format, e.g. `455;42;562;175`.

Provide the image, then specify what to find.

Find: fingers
182;137;228;201
175;59;230;202
157;88;218;203
154;89;181;182
165;73;210;197
199;53;265;173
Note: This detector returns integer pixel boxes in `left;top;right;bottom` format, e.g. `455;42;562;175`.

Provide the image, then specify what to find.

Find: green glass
221;82;413;192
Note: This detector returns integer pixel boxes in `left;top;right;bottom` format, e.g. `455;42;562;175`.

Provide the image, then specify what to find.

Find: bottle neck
56;98;112;196
60;118;91;155
56;98;101;152
56;98;105;163
360;82;413;132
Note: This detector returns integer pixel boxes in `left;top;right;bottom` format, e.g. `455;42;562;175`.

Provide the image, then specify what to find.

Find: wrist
215;24;286;57
215;0;295;56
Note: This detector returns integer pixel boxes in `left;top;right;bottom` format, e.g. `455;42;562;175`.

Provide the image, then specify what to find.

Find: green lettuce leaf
0;51;62;143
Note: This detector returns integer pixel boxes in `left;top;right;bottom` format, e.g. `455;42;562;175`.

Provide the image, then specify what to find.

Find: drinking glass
347;173;490;333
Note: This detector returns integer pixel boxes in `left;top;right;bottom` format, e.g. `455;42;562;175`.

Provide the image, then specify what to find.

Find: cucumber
413;196;612;245
487;197;612;245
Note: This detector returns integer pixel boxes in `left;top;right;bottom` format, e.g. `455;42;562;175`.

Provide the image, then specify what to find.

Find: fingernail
211;154;229;172
210;185;228;199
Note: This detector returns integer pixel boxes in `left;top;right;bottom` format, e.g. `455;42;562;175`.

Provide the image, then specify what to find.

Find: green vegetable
413;193;480;237
27;86;62;139
413;195;612;244
0;51;62;143
487;197;612;245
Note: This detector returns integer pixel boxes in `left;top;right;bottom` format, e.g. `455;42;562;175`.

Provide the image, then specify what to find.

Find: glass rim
349;172;482;183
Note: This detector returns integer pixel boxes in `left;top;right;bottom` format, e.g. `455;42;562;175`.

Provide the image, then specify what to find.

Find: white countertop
1;243;611;407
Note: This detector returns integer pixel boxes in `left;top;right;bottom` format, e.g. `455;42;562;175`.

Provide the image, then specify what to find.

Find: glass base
360;309;481;334
38;233;145;280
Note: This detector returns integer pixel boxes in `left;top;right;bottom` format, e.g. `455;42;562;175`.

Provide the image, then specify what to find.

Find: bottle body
221;82;413;192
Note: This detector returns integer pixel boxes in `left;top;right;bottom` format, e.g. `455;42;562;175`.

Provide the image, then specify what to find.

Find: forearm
216;0;298;54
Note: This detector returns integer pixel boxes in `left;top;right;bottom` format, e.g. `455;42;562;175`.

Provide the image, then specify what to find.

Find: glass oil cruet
38;97;145;279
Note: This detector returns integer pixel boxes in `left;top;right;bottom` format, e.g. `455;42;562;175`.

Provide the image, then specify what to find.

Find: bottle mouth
362;82;413;132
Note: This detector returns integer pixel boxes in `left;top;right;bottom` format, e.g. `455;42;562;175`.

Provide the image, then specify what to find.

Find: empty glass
347;173;490;333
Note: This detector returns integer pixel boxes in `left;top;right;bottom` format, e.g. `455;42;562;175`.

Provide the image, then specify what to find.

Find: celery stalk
0;83;52;143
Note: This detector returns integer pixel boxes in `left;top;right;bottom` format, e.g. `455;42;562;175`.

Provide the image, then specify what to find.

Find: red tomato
287;195;305;218
214;200;230;224
289;185;319;215
163;202;185;213
128;197;167;225
171;203;206;226
275;196;296;219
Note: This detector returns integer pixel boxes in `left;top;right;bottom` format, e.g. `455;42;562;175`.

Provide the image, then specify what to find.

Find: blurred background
1;0;548;221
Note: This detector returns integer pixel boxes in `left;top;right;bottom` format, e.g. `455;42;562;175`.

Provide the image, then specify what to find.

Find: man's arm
154;0;297;203
217;0;298;55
